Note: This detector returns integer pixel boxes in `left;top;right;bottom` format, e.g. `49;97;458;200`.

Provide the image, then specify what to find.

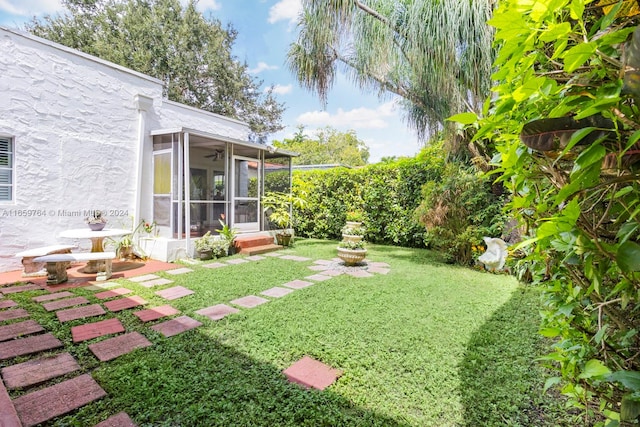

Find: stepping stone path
346;270;374;278
42;296;90;312
202;262;227;269
261;287;294;298
94;411;137;427
245;255;266;261
308;265;331;271
165;267;194;275
128;274;161;282
95;287;132;299
283;279;314;290
89;332;152;362
151;316;202;338
0;333;63;360
1;284;42;294
0;309;30;322
0;300;18;309
2;353;80;389
155;286;194;301
72;318;125;343
262;252;282;257
230;295;269;308
57;304;106;323
32;291;74;303
104;296;146;312
226;258;249;265
305;274;332;282
139;278;174;288
279;255;311;262
13;374;106;427
196;304;239;321
134;305;180;322
0;320;44;342
283;356;343;391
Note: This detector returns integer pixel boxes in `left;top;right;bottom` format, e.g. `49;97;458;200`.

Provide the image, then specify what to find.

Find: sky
0;0;423;163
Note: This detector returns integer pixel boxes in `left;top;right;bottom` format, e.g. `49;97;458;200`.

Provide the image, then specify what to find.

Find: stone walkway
0;252;391;426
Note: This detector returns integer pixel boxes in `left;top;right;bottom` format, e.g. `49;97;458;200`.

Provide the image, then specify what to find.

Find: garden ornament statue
477;237;508;271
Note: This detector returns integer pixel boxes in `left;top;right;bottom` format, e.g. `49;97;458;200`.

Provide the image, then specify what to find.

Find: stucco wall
0;28;163;272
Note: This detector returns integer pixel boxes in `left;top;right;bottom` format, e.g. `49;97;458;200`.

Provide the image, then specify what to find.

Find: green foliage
474;0;640;423
273;126;370;166
262;191;307;231
414;162;507;265
293;153;444;247
28;0;284;140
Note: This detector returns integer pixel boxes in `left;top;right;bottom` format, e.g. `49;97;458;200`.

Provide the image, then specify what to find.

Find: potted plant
85;210;107;231
345;210;364;227
210;239;230;259
194;231;215;260
337;239;367;265
216;218;238;255
341;223;365;242
262;191;306;247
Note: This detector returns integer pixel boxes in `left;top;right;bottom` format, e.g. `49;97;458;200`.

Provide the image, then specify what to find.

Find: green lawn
4;239;571;426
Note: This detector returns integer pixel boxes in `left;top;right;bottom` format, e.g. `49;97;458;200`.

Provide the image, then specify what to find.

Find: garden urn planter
341;234;363;243
276;233;292;247
337;247;367;266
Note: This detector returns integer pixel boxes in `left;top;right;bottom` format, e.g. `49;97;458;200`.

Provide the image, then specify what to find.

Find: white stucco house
0;27;294;273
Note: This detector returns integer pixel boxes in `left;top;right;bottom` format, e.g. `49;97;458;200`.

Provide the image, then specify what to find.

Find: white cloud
249;61;278;74
195;0;221;11
296;101;399;130
268;0;301;24
0;0;64;16
269;84;292;95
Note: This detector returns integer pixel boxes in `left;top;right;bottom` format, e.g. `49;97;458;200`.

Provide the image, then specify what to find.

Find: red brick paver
89;332;152;362
2;353;80;389
0;377;21;427
282;279;314;289
150;316;202;337
57;304;106;323
94;412;137;427
0;309;30;322
13;374;106;427
1;284;42;294
95;287;132;300
261;287;294;298
155;286;194;301
283;356;343;391
0;320;44;342
32;291;75;303
133;305;180;322
231;295;269;308
195;304;239;321
0;333;63;360
42;296;90;312
71;318;125;343
0;300;18;309
104;296;146;312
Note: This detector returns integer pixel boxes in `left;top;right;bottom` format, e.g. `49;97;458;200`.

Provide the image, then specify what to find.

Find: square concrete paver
0;309;30;323
245;255;266;261
57;304;106;323
0;320;44;342
155;286;194;301
0;300;18;309
368;261;390;268
195;304;239;321
321;270;343;277
138;278;174;288
89;332;152;362
13;374;106;427
262;252;283;257
231;295;269;308
94;288;132;300
71;318;125;343
134;305;180;322
165;267;194;275
305;274;332;282
313;259;334;265
283;356;343;390
261;287;294;298
2;353;80;389
42;296;90;312
94;412;136;427
202;262;227;269
128;274;161;282
367;267;390;275
226;258;249;265
32;291;74;303
282;279;314;290
0;333;63;360
308;265;330;271
150;316;202;337
346;270;374;278
104;296;147;312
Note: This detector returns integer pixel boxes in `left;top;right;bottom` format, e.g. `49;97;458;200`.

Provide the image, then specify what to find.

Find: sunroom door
232;156;260;232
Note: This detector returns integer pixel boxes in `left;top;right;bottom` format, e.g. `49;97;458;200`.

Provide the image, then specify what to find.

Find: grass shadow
459;286;571;427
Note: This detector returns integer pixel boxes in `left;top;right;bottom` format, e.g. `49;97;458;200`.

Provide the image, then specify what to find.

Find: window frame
0;135;14;204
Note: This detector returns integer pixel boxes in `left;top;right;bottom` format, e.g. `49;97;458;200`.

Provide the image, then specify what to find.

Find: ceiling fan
204;149;224;161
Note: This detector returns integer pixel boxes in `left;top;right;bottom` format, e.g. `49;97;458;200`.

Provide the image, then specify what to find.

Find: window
0;137;13;202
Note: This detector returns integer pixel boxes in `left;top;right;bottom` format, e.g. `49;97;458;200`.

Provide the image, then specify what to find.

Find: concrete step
239;244;283;256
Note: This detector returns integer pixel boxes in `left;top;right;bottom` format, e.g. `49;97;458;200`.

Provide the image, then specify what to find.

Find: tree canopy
287;0;496;149
26;0;284;141
273;126;370;166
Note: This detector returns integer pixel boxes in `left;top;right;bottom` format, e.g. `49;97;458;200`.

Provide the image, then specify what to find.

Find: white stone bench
15;245;77;277
34;252;116;285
